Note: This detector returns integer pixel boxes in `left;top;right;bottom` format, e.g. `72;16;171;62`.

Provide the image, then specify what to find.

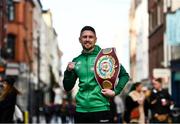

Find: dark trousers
75;110;113;123
117;113;123;123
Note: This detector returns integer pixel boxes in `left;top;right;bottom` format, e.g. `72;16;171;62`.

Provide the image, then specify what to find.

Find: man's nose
85;37;90;41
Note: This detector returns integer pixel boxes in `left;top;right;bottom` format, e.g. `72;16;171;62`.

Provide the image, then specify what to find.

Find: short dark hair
80;26;96;36
4;76;16;86
134;82;141;88
130;82;141;91
155;78;162;84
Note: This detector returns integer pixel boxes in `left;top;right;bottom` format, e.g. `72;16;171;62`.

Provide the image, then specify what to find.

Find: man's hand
101;89;115;97
67;62;76;71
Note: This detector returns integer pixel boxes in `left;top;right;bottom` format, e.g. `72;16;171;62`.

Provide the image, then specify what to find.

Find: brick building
0;0;7;56
0;0;35;112
1;0;34;65
148;0;164;78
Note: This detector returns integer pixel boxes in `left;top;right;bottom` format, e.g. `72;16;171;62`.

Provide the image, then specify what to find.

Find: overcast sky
41;0;131;73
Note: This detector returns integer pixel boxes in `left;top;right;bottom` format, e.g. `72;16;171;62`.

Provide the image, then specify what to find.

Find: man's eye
82;36;87;38
89;36;93;38
83;36;93;38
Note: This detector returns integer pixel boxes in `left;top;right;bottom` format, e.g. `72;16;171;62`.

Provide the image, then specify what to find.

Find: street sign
153;68;171;89
153;68;171;78
6;68;19;75
5;62;20;75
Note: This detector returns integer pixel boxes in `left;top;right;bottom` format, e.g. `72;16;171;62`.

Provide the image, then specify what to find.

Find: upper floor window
135;0;142;9
149;8;158;33
157;0;164;25
149;0;164;34
2;34;16;60
7;0;15;21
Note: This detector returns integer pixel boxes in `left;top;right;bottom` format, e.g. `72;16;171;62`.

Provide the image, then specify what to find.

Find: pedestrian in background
63;26;129;123
124;82;146;123
149;78;173;123
0;76;20;123
142;86;151;123
114;94;125;123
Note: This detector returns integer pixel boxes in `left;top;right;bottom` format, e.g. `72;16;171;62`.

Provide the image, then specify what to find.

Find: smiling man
63;26;129;123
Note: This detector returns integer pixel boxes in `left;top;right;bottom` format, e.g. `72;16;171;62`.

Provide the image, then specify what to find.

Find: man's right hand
67;62;76;71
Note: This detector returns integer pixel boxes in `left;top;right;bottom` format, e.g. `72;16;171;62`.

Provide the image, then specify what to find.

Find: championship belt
94;47;120;89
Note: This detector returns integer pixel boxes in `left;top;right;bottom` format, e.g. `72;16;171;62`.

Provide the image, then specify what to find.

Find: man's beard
82;45;95;53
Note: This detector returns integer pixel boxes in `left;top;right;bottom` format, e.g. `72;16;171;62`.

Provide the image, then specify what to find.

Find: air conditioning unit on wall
13;0;20;2
164;0;172;13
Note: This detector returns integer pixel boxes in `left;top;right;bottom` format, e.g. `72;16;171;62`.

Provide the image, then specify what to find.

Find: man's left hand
101;89;115;97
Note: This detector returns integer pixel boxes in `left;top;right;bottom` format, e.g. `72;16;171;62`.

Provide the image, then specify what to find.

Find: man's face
136;84;142;92
79;30;97;51
152;80;161;90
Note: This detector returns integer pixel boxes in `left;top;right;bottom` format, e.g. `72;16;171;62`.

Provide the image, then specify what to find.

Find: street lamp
37;35;40;123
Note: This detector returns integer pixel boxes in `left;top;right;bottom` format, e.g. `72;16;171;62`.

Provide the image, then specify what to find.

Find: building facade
0;0;63;122
41;10;63;105
0;0;7;51
164;0;180;107
129;0;137;82
129;0;149;83
148;0;164;78
0;0;34;111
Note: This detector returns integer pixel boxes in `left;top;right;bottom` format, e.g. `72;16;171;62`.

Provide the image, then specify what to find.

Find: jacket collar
82;45;101;55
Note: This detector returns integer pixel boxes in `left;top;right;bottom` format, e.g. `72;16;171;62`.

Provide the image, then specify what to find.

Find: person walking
149;78;172;123
114;94;125;123
124;82;146;123
63;26;129;123
0;76;20;123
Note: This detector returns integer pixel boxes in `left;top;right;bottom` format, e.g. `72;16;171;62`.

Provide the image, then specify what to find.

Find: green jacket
63;45;129;112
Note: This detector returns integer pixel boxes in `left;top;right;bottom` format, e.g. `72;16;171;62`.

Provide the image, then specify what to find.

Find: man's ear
95;37;97;43
79;37;82;43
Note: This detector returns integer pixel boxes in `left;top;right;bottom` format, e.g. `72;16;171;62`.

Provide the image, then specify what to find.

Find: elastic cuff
114;87;123;95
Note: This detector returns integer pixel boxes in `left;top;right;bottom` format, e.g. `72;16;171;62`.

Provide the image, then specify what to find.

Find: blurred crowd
110;77;180;124
43;98;76;124
1;76;180;123
41;77;180;124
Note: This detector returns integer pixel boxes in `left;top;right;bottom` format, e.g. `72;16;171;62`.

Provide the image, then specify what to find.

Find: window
157;4;161;25
7;0;15;21
157;1;164;25
135;0;142;9
5;34;16;59
152;7;158;28
149;13;153;32
149;9;158;33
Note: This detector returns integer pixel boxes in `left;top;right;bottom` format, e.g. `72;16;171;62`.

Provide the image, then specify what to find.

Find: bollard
24;111;29;124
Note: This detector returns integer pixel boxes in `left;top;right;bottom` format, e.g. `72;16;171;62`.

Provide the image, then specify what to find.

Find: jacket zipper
86;55;90;109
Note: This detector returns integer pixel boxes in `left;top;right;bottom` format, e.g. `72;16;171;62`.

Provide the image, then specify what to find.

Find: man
149;78;172;123
114;94;124;123
63;26;129;123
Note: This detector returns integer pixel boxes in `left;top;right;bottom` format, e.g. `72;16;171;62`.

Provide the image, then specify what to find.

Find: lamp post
37;35;40;123
0;0;7;58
